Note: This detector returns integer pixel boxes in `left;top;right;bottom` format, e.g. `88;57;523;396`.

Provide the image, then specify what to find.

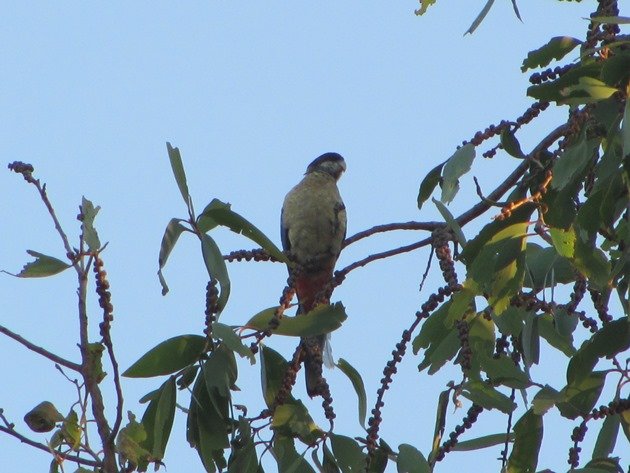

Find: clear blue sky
2;1;623;472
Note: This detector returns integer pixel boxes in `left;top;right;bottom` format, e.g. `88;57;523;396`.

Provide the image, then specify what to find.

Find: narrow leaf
244;303;347;337
440;143;475;204
592;414;620;460
621;88;630;176
507;410;543;473
140;377;176;460
452;433;514;451
201;233;231;315
521;36;582;72
166;142;191;208
462;380;516;414
397;444;430;473
157;218;188;295
197;205;287;262
212;322;255;363
465;0;495;35
417;162;444;211
501;128;524;158
11;250;71;278
330;434;366;472
429;389;450;464
123;335;206;378
432;198;467;246
336;358;367;428
80;197;101;251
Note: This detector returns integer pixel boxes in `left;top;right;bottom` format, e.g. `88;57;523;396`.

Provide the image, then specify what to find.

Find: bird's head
305;152;346;181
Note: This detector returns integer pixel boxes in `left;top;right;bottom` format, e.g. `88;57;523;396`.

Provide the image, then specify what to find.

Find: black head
305;152;346;180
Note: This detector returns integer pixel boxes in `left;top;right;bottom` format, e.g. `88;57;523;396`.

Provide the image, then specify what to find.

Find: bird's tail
303;334;326;398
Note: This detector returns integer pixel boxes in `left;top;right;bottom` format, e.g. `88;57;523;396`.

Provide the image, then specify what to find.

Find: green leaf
432;198;467;246
322;442;342;473
491;306;526;337
553;307;579;338
417;162;444;211
527;63;602;103
212;322;255;364
80;197;101;251
521;311;540;368
581;457;625;472
24;401;63;433
260;346;296;408
418;327;460;374
204;344;237;401
414;0;436;16
187;371;229;470
532;384;563;415
521;36;582;72
467;223;528;315
524;244;575;289
552;135;597;191
567;318;630;385
507;410;543;473
116;412;151;467
87;342;106;383
590;16;630;25
557;371;607;419
228;438;258;473
574;234;611;291
501;128;524;158
538;313;576;357
461;380;516;414
166;142;191;209
592;414;620;460
460;203;535;266
413;301;451;353
440;143;476;204
452;433;513;451
272;401;322;445
11;250;71;278
549;227;576;258
479;354;531;389
245;302;347;337
61;410;81;451
562;77;619;104
397;444;430;473
140;377;176;462
336;358;367;428
465;0;495;35
620;406;630;444
623;84;630;159
273;436;316;473
201;233;231;315
330;434;366;473
428;388;450;464
123;334;206;378
197;198;231;233
197;204;288;263
157;218;188;296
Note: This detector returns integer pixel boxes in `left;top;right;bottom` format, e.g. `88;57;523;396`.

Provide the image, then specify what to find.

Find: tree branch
343;221;441;248
0;324;81;372
0;423;101;468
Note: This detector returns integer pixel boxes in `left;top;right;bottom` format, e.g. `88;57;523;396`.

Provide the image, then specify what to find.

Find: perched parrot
281;152;347;397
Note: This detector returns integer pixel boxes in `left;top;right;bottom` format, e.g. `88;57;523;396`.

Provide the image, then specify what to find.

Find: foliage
2;2;630;472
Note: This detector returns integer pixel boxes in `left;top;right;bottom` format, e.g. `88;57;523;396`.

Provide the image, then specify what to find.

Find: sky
1;1;625;472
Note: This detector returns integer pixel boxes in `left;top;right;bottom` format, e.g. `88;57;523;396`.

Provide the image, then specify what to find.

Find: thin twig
0;424;101;468
336;236;433;278
0;324;81;372
77;271;116;471
343;221;441;248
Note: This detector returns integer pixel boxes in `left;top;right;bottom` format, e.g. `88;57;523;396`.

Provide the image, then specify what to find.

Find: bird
280;152;347;397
